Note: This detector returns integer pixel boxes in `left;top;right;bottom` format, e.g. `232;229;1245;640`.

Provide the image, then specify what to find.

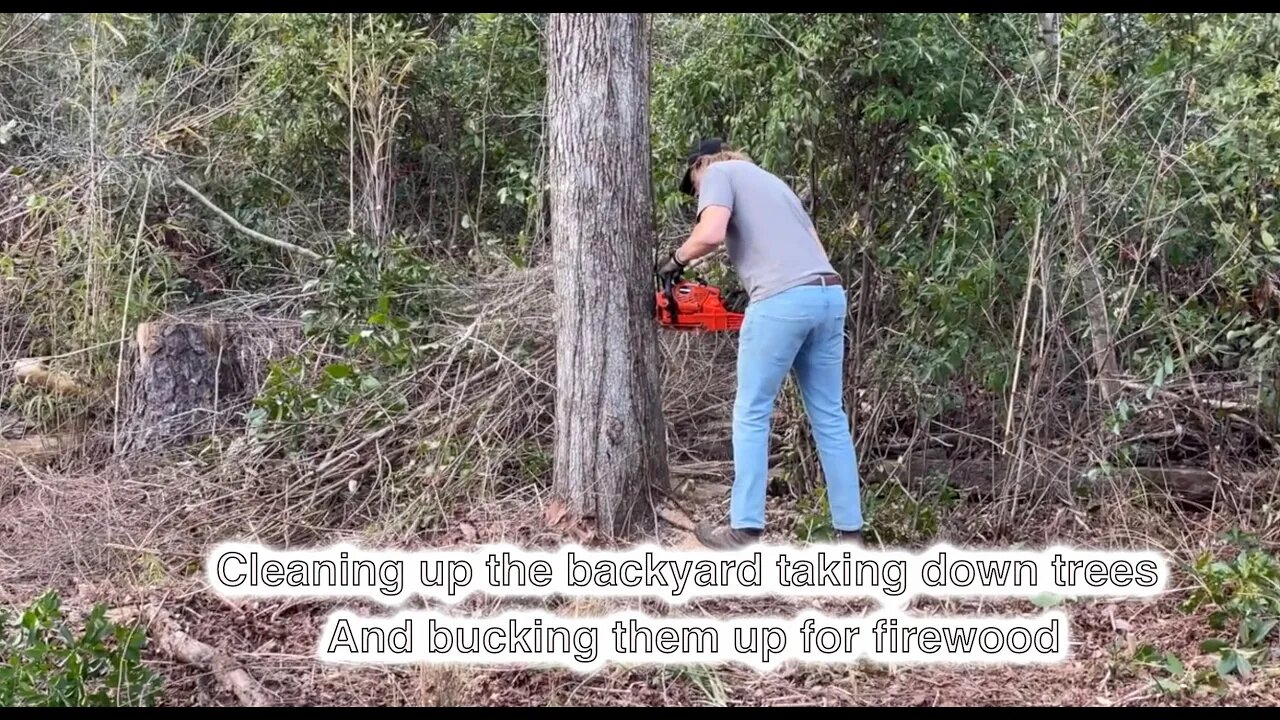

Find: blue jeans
731;284;863;532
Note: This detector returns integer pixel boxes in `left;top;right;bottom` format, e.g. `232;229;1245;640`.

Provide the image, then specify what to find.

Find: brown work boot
695;521;762;550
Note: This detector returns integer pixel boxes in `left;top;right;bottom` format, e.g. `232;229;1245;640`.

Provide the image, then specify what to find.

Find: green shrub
1181;531;1280;679
0;590;162;707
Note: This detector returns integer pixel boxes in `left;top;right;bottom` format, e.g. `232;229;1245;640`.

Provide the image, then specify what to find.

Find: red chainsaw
655;269;745;332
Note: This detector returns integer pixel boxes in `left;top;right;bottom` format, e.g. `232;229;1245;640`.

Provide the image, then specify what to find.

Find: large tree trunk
118;320;242;453
545;13;669;538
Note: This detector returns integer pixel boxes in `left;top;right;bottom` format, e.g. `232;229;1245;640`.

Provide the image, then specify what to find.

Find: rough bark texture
120;321;242;453
546;13;670;538
1038;13;1061;56
1068;167;1121;403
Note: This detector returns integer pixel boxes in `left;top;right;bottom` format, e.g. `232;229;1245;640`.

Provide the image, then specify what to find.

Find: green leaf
1133;643;1160;663
1248;618;1277;644
1236;651;1252;678
1199;638;1228;652
1216;652;1238;677
324;363;354;380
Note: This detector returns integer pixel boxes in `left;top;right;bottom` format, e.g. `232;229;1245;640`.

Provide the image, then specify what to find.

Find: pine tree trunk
546;13;670;538
119;320;242;453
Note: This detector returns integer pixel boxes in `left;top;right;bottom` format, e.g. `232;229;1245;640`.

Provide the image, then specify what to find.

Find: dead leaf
544;499;568;527
570;523;596;544
657;504;695;531
458;522;477;542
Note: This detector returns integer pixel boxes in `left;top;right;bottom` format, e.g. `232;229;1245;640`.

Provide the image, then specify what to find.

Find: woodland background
2;12;1280;707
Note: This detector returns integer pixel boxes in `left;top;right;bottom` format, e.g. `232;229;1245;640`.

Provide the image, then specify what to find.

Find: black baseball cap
680;137;725;196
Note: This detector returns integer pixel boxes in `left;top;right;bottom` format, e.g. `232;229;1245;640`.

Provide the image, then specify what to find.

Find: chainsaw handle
663;272;679;325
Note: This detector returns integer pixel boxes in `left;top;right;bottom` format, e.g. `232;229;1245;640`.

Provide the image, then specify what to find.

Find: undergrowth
247;235;446;454
1133;529;1280;698
4;13;1280;706
0;590;161;707
792;478;959;547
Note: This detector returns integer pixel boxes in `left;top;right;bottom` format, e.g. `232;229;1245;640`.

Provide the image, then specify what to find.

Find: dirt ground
3;458;1280;707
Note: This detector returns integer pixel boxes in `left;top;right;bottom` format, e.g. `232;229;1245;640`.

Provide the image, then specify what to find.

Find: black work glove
655;249;685;282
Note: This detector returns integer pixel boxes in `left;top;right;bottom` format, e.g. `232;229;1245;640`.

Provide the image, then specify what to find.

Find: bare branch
172;176;322;261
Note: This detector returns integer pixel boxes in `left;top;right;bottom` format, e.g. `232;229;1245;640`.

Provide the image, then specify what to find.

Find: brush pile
139;265;744;545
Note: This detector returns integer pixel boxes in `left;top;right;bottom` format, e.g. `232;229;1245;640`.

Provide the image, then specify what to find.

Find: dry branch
108;605;271;707
872;447;1245;506
1118;378;1257;413
173;177;321;261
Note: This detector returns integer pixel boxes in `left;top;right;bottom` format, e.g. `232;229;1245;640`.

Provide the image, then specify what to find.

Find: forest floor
3;450;1280;707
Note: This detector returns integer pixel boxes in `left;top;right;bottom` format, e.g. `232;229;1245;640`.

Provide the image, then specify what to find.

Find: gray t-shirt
697;159;836;303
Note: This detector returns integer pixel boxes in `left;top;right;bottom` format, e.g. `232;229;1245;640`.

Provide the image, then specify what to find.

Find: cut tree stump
119;321;242;453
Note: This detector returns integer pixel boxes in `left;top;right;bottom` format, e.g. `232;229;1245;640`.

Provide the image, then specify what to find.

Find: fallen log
1128;466;1231;507
864;449;1069;499
13;357;84;396
865;448;1257;508
108;605;271;707
0;434;78;461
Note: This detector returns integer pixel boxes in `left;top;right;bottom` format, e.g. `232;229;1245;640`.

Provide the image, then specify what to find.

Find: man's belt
801;273;842;288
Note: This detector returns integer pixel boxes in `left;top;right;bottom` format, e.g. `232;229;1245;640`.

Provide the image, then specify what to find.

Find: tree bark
546;13;669;538
1067;169;1121;403
1037;13;1059;48
119;320;242;453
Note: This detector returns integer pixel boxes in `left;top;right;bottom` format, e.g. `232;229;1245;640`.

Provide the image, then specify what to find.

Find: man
656;137;865;549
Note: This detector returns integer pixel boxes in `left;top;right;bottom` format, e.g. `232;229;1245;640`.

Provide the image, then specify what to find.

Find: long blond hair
691;148;753;174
